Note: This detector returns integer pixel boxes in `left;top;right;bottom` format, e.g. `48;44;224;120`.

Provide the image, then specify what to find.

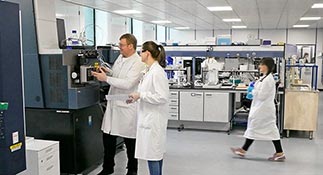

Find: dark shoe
126;171;137;175
97;169;114;175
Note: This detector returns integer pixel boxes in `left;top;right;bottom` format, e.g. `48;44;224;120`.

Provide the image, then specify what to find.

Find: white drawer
38;143;59;159
39;151;59;168
169;113;179;120
169;91;179;99
39;154;60;175
169;106;179;113
169;99;178;106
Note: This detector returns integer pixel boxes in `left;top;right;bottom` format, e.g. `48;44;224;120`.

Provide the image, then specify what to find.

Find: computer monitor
56;18;66;49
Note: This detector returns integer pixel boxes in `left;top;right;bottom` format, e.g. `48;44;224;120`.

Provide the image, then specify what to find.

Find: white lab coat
102;53;145;138
244;73;280;140
135;61;169;160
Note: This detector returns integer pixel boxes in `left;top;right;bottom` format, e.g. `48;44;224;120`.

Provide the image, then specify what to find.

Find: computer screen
56;18;66;49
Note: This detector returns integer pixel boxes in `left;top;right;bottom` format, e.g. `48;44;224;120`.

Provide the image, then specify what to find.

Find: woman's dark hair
142;41;166;68
260;57;275;75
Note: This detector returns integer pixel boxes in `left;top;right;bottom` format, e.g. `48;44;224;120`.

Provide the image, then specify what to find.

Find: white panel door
180;92;203;121
204;92;230;123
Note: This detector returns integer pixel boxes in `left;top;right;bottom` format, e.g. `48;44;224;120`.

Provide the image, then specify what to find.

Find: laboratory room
1;0;323;175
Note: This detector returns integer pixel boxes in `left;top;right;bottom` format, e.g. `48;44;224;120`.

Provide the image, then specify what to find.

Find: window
133;19;143;44
55;1;94;46
142;22;156;43
81;7;94;46
95;9;108;46
157;25;166;42
95;9;131;45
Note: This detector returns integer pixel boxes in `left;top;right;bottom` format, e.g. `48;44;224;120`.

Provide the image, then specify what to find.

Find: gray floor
89;92;323;175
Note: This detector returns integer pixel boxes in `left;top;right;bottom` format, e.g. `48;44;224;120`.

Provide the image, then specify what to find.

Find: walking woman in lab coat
127;41;169;175
231;58;286;161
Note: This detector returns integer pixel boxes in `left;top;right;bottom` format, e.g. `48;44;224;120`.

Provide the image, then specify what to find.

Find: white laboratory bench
168;87;236;132
168;86;285;133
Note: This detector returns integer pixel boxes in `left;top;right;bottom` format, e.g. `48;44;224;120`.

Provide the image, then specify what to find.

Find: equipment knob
71;72;78;79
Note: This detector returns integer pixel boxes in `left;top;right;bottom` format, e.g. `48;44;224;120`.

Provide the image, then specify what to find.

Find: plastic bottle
70;30;80;46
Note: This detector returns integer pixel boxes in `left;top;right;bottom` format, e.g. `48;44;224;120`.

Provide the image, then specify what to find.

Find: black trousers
102;133;138;173
242;138;283;153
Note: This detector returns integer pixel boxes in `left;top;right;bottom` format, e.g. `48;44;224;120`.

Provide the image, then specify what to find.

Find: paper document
106;94;130;101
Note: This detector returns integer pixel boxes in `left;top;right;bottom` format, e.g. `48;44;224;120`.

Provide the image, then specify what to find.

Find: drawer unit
169;91;179;99
169;113;179;120
169;106;179;113
169;91;179;120
18;139;60;175
169;99;179;106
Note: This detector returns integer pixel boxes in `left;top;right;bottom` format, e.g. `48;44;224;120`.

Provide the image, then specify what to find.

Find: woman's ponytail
157;45;166;68
142;41;166;68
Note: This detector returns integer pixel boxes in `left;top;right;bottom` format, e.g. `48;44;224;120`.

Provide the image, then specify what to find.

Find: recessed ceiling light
113;10;141;14
312;3;323;8
293;25;310;28
174;27;190;30
207;6;232;11
300;17;321;20
223;18;241;22
151;20;172;24
232;25;247;29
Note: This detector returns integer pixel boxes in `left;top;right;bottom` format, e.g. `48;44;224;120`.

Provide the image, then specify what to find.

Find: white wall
287;29;316;44
170;29;322;49
35;0;60;54
170;29;195;44
316;29;323;57
259;29;286;43
196;30;212;39
214;29;230;36
195;30;213;44
231;29;258;43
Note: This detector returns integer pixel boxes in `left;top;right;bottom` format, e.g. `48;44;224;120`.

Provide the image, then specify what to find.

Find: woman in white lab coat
231;58;286;161
127;41;169;175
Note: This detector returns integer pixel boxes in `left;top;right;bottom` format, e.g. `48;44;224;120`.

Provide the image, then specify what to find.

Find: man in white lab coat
92;34;145;175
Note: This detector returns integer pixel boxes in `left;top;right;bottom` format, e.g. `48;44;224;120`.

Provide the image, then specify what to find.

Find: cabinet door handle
46;155;54;161
46;165;54;171
171;100;177;103
45;148;53;153
195;93;202;96
205;94;212;96
171;107;177;110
